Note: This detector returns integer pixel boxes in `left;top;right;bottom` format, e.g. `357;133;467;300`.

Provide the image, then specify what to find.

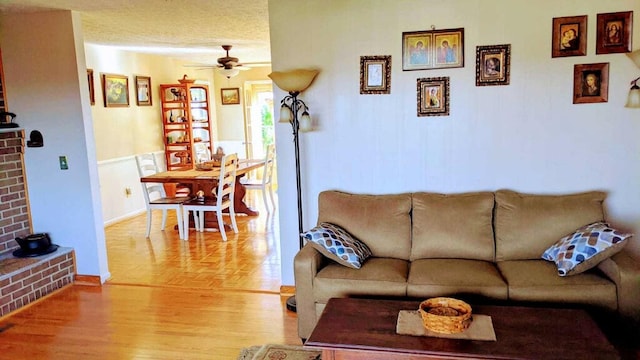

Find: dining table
140;159;264;230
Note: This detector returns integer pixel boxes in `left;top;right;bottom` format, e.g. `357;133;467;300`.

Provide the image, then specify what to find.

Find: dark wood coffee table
305;298;619;360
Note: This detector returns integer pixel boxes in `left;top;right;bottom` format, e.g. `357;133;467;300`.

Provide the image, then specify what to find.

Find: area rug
236;344;321;360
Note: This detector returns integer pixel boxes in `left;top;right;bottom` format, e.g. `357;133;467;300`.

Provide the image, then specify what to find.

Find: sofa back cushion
494;189;606;261
411;192;495;262
317;191;412;260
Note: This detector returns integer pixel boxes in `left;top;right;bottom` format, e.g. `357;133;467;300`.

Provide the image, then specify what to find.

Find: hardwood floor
0;194;300;359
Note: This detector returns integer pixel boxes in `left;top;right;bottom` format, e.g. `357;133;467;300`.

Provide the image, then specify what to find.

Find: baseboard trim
280;285;295;296
74;275;102;286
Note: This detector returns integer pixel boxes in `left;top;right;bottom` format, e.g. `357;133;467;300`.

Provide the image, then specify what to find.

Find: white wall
1;11;109;281
269;0;640;285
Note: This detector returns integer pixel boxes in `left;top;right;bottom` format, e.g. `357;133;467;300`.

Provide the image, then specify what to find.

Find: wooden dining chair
135;153;187;239
181;153;239;241
240;144;276;212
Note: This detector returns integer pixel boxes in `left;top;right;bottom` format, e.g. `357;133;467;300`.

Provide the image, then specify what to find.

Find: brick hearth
0;129;75;317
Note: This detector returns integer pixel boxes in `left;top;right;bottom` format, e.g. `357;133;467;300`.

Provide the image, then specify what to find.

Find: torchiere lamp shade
269;69;319;93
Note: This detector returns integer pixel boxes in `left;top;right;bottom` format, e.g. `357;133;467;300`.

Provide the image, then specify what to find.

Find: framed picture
417;77;449;117
573;63;609;104
402;28;464;70
101;73;129;107
87;69;95;105
476;44;511;86
596;11;633;54
135;76;152;106
360;55;391;94
221;87;240;105
551;15;587;58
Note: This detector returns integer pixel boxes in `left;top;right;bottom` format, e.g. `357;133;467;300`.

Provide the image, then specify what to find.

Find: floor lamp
268;69;319;312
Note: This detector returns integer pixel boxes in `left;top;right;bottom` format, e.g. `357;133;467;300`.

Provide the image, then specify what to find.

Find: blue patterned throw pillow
542;222;632;276
301;222;372;269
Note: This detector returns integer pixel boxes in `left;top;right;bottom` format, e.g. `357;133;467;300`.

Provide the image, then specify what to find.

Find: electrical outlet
125;187;132;197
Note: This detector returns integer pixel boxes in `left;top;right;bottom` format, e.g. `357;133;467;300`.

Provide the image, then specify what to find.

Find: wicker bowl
418;297;472;334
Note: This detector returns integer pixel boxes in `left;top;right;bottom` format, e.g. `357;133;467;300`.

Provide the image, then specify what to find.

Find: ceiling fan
184;45;269;78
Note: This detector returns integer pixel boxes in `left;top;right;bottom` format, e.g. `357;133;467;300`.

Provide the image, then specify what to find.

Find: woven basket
418;297;472;334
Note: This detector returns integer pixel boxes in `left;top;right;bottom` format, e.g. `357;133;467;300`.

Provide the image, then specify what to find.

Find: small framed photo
87;69;95;105
417;77;449;117
402;28;464;70
573;63;609;104
221;87;240;105
360;55;391;94
101;73;129;107
475;44;511;86
552;15;587;58
596;11;633;54
135;76;152;106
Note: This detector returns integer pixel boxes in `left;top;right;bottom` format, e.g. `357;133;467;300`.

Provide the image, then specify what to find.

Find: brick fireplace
0;129;75;317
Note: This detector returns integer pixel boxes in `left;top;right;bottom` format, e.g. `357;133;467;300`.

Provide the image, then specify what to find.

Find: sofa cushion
313;258;408;303
542;222;632;276
411;192;495;262
497;260;617;310
318;191;412;260
407;259;508;300
494;190;606;261
302;222;372;269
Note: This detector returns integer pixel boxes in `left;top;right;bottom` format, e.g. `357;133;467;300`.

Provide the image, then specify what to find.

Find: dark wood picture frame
552;15;587;58
87;69;95;105
476;44;511;86
417;77;449;117
402;28;464;70
221;87;240;105
135;75;152;106
101;73;129;107
596;11;633;54
573;63;609;104
360;55;391;94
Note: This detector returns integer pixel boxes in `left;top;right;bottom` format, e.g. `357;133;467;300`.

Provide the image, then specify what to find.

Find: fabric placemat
396;310;496;341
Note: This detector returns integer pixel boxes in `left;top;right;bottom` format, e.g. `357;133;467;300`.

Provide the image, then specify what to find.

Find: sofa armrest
294;243;326;339
597;250;640;321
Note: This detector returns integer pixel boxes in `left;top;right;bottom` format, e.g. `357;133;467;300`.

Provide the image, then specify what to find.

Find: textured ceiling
0;0;271;66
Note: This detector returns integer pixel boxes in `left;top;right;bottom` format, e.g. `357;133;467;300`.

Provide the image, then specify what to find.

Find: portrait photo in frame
360;55;391;94
101;73;129;107
402;28;464;70
596;11;633;54
476;44;511;86
417;77;449;117
135;76;152;106
221;87;240;105
87;69;95;105
552;15;587;58
573;63;609;104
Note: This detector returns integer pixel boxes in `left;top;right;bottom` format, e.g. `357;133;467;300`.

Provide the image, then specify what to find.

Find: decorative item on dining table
418;297;472;334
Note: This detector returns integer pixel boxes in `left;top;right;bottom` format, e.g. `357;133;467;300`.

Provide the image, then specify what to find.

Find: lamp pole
289;91;305;247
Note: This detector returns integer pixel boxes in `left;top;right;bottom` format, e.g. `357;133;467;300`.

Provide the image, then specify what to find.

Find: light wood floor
0;194;300;359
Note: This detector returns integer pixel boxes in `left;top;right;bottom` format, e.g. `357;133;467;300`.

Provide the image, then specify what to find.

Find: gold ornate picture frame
360;55;391;94
476;44;511;86
417;77;449;117
403;28;464;71
573;63;609;104
221;87;240;105
552;15;587;58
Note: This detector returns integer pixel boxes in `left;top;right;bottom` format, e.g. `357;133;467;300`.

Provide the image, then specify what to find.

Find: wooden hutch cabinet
159;83;213;170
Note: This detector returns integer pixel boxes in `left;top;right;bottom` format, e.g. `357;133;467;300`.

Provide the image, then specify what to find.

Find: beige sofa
294;190;640;339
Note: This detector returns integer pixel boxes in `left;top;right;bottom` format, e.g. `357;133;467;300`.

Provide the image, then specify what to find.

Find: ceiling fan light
219;68;240;79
